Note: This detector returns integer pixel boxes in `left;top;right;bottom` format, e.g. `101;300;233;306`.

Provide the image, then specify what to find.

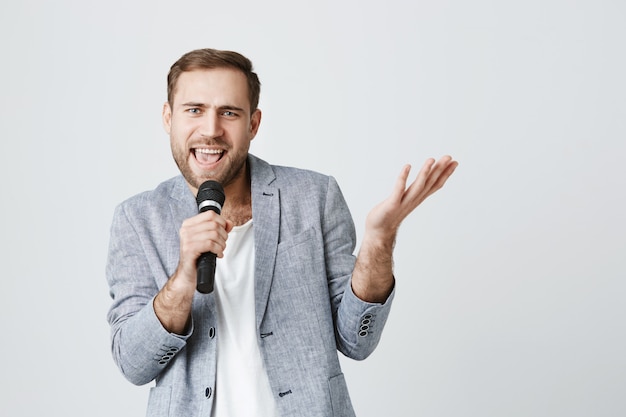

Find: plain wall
1;1;624;416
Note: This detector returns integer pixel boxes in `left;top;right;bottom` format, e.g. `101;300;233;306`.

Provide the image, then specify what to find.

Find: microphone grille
196;180;225;207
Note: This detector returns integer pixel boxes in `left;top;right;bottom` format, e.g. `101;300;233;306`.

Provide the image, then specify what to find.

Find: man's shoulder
116;175;188;211
273;164;329;182
250;154;332;187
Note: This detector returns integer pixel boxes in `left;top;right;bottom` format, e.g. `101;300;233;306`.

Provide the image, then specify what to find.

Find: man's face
163;68;261;193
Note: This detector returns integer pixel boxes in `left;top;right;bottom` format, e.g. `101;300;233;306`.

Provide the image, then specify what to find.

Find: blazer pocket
146;386;172;417
328;373;356;417
277;227;316;250
275;228;323;291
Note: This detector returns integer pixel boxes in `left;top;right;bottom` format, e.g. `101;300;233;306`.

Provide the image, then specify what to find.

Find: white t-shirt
211;220;279;417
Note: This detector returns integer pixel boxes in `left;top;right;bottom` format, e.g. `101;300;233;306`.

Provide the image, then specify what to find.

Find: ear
162;102;172;134
249;109;262;140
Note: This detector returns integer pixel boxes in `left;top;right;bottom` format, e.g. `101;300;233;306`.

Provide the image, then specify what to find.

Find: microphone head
196;180;225;213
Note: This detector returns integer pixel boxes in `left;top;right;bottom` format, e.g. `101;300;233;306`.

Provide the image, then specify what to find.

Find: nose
199;110;224;138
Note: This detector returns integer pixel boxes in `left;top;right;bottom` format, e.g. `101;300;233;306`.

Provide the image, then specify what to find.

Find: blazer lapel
249;155;280;330
168;176;198;237
166;176;198;275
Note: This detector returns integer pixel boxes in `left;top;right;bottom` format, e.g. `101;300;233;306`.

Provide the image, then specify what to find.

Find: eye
186;107;202;115
222;110;237;117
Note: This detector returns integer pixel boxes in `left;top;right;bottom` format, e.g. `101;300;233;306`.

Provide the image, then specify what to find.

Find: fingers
403;155;458;204
179;210;230;271
224;219;234;234
412;157;437;193
427;157;458;196
390;164;413;202
392;158;434;199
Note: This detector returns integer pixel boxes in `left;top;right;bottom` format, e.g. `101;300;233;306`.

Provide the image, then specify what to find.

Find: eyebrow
181;102;207;108
181;102;246;112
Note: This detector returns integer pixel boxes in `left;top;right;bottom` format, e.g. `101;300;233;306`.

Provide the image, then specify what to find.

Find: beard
171;140;249;191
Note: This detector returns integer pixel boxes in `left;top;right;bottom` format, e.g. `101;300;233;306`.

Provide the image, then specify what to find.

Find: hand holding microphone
195;180;226;294
152;180;227;333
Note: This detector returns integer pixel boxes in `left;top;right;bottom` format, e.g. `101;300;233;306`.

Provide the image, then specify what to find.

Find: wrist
154;270;195;334
361;229;397;253
351;275;395;304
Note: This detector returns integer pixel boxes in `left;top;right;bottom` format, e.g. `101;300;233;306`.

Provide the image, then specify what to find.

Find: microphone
195;180;225;294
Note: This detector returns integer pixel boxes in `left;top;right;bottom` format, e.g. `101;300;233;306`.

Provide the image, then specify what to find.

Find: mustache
189;138;229;149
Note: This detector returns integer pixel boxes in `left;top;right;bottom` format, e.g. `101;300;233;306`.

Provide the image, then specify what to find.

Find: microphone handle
196;204;221;294
196;252;216;294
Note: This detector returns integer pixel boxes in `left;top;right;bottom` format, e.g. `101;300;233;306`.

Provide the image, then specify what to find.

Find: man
106;48;457;417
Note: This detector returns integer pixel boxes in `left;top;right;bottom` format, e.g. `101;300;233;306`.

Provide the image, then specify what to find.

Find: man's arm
107;204;232;385
351;156;458;303
154;210;233;334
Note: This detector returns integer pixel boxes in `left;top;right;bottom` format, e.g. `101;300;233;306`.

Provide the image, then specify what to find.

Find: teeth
195;149;223;154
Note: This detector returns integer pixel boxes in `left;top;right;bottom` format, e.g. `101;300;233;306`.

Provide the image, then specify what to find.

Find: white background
1;1;624;416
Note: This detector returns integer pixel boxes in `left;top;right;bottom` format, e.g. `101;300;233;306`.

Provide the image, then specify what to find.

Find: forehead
172;68;250;109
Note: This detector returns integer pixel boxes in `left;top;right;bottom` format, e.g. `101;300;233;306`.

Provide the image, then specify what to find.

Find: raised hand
352;155;458;303
365;155;458;240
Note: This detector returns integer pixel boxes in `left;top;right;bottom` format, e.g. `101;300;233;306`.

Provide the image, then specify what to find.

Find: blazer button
205;386;213;398
209;327;216;339
359;314;373;337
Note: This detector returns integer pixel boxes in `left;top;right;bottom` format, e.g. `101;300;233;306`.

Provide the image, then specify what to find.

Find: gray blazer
106;154;394;416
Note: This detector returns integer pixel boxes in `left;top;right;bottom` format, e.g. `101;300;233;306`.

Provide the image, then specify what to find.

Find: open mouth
194;148;224;166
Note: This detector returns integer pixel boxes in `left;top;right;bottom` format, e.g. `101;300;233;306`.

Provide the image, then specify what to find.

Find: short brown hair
167;48;261;112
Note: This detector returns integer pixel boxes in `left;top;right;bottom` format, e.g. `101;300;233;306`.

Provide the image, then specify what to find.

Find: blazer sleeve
106;203;191;386
322;176;395;360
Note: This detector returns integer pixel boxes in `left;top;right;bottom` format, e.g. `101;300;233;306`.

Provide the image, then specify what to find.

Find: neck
185;160;253;226
221;162;252;226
